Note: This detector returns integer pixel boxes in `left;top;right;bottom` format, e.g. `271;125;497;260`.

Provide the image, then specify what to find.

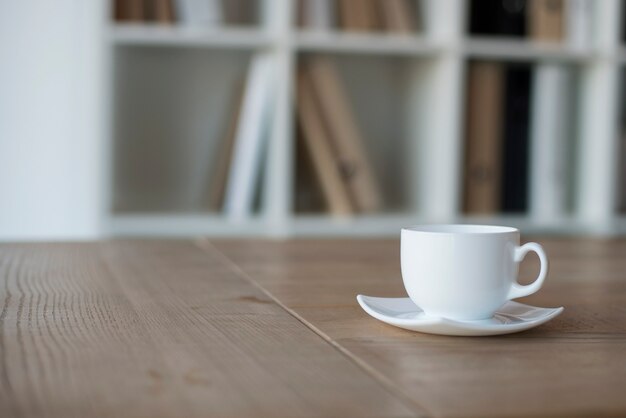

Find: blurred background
1;0;624;240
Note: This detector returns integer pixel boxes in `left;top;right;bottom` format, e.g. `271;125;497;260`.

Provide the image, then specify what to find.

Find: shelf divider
576;0;621;230
261;0;295;237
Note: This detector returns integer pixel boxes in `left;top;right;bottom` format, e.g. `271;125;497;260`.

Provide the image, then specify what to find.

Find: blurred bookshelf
105;0;626;237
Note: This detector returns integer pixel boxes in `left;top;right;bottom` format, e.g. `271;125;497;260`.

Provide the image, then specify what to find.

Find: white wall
0;0;106;240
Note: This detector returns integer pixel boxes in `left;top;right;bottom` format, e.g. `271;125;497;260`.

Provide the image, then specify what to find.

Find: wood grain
211;238;626;418
0;241;418;417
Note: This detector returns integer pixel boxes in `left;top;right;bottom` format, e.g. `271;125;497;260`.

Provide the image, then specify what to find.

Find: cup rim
402;224;519;235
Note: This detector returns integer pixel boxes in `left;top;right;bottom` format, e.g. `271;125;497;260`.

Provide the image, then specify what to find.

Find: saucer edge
356;294;564;336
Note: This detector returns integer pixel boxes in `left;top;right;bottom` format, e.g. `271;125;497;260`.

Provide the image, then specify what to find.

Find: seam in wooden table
195;238;431;418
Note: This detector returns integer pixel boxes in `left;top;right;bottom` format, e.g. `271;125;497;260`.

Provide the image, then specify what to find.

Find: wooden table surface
1;238;625;417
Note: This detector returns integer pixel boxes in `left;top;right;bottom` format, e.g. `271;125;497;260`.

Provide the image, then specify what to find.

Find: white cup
401;224;548;321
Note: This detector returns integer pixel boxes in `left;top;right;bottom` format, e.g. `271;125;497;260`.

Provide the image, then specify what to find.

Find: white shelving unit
105;0;626;238
110;25;274;49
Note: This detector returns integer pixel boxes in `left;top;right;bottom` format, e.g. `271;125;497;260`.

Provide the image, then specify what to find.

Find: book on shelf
114;0;145;21
528;0;569;221
127;0;175;23
379;0;418;34
296;0;307;28
337;0;359;31
112;0;258;26
294;127;327;213
334;0;421;34
501;65;532;213
296;69;354;216
223;53;274;219
529;63;570;220
463;61;505;215
566;0;591;49
151;0;175;23
304;57;382;213
297;0;423;34
174;0;222;26
470;0;591;46
464;61;533;215
208;81;245;212
528;0;564;41
299;0;336;31
222;0;257;26
617;79;626;213
338;0;378;32
469;0;527;37
619;130;626;213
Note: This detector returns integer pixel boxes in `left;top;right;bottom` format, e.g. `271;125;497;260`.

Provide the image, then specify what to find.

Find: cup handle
507;242;549;300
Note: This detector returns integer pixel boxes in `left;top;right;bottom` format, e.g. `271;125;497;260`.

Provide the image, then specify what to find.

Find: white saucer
357;295;563;336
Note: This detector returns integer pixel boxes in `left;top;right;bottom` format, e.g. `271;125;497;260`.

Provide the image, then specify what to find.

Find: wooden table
1;238;625;417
